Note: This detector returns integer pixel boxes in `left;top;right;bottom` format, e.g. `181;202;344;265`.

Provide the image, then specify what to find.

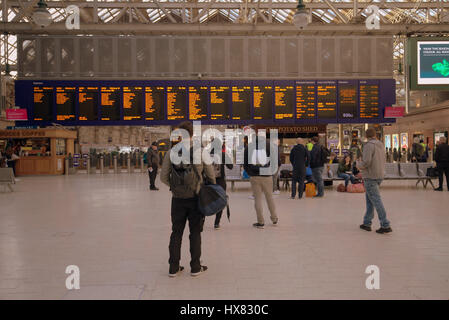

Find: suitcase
305;183;316;197
347;183;365;193
337;183;346;192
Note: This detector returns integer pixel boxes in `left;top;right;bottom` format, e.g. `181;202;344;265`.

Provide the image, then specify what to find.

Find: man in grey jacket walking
358;128;392;234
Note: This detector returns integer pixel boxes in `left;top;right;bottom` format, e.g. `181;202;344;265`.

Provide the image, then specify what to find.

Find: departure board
123;86;143;121
33;86;53;121
167;86;187;121
17;79;396;126
317;82;337;119
100;87;121;121
253;85;272;120
273;85;294;120
189;86;208;120
79;87;98;121
145;87;165;121
359;81;379;118
296;81;316;119
338;81;358;119
55;87;76;121
210;86;230;120
231;86;251;120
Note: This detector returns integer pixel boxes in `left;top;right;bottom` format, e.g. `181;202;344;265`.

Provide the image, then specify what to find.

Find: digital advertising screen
417;41;449;85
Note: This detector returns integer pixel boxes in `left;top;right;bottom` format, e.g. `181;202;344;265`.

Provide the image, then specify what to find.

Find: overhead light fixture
293;0;309;29
32;0;52;28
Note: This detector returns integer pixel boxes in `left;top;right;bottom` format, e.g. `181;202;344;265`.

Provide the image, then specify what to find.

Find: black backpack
169;162;200;199
320;146;330;165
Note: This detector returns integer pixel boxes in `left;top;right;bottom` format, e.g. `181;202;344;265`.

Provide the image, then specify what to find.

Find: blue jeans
311;167;324;197
338;172;356;187
363;179;390;228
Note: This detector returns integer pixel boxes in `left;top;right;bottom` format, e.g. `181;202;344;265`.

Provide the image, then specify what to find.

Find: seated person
337;155;357;188
329;152;338;164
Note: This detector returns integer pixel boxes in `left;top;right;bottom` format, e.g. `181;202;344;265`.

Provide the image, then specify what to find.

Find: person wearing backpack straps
160;121;216;278
210;140;234;230
309;136;328;198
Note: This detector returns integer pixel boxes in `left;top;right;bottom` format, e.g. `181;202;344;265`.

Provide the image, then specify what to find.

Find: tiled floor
1;173;448;300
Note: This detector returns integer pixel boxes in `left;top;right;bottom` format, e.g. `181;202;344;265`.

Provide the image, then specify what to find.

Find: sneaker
434;187;443;191
360;224;372;232
273;190;280;195
150;187;159;191
168;266;184;278
272;219;278;226
191;265;208;277
376;227;393;234
214;224;220;230
252;223;265;229
249;195;255;200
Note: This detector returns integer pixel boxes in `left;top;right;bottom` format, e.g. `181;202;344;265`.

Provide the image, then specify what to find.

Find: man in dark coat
147;142;160;190
434;136;449;191
289;138;310;199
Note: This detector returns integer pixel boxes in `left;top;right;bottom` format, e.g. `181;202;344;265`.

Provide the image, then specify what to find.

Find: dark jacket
310;144;326;169
243;141;273;177
211;149;234;183
147;148;159;169
289;144;309;173
435;143;449;166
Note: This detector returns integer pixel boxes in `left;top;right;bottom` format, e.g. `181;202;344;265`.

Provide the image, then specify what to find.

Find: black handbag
426;167;439;178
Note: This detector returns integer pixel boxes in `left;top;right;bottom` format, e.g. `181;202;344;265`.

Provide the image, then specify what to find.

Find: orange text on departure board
167;86;186;120
189;87;207;120
317;85;336;112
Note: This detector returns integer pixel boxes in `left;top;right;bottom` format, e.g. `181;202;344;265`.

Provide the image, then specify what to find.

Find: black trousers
291;170;306;198
169;197;204;272
7;160;16;176
214;177;227;226
148;167;158;188
437;165;449;190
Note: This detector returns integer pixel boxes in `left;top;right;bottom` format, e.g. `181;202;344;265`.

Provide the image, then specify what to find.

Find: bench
0;168;15;192
417;162;437;189
225;165;250;191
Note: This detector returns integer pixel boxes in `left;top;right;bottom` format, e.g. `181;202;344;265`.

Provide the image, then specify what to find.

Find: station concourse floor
1;173;448;300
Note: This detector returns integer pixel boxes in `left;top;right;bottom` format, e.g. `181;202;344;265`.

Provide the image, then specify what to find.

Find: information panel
56;87;76;121
274;84;294;120
317;81;337;119
189;86;208;120
338;81;358;119
100;87;121;121
210;86;230;120
145;87;164;121
359;81;379;118
33;86;53;121
295;81;316;119
253;85;272;120
167;86;187;121
79;87;98;121
123;87;143;121
231;86;251;120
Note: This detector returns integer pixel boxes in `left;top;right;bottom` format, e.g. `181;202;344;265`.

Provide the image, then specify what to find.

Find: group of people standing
153;122;395;278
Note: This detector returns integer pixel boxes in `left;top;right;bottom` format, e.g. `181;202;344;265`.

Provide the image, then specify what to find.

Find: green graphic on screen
432;59;449;77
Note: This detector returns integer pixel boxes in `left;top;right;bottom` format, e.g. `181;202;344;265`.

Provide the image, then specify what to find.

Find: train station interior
0;0;449;300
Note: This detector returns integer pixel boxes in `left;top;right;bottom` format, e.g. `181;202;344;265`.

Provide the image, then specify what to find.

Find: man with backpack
411;137;424;163
310;136;328;198
146;142;160;190
160;121;216;278
244;136;278;229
